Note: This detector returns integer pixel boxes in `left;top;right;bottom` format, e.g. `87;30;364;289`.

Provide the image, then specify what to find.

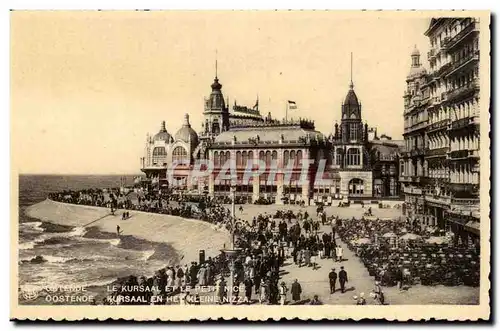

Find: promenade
25;200;479;305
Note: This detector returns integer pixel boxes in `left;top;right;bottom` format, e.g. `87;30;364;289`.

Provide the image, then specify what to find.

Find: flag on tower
287;100;297;110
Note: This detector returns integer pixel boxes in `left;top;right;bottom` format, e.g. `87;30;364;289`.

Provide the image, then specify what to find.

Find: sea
18;175;178;305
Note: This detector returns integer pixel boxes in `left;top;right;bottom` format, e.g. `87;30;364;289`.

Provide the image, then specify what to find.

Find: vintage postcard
10;10;491;321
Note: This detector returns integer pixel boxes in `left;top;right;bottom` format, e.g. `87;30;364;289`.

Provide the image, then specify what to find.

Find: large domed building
140;59;402;203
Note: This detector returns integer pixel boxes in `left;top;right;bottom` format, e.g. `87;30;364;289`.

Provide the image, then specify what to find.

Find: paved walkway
278;225;377;305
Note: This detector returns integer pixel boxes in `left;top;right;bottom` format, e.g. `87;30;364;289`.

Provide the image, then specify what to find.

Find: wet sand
25;199;231;264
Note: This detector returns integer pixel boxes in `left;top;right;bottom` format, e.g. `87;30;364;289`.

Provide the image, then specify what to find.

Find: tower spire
349;52;354;89
215;49;218;79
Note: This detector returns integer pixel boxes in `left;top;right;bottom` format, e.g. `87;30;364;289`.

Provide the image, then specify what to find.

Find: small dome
153;121;172;142
411;45;420;56
408;65;427;79
175;114;199;147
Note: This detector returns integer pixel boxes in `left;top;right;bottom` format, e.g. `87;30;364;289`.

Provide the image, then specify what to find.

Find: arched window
265;151;271;167
346;148;360;166
214;151;219;167
248;151;254;165
290;150;296;166
172;146;188;163
259;151;265;162
152;147;167;165
348;178;364;195
242;151;248;168
336;148;343;165
225;151;231;166
219;152;225;168
212;119;220;135
272;151;278;161
236;151;242;167
284;150;290;166
296;150;303;167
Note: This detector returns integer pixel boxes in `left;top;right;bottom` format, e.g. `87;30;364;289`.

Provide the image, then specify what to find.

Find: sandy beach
25;199;231;264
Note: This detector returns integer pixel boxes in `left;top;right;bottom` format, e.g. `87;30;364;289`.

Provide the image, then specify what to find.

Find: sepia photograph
9;10;491;321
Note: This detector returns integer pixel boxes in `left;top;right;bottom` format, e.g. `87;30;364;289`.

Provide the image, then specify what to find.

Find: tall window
214;151;219;167
172;146;188;163
242;151;248;168
152;147;167;165
236;151;242;167
336;148;343;165
350;123;358;141
346;148;360;166
212;119;220;135
296;150;303;167
284;150;290;166
290;151;296;167
265;151;271;167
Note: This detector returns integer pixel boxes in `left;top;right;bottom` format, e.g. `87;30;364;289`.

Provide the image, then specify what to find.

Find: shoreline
24;199;231;265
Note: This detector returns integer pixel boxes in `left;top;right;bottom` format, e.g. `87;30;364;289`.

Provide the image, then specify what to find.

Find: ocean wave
21;254;114;264
19;241;36;250
20;221;45;233
140;250;156;261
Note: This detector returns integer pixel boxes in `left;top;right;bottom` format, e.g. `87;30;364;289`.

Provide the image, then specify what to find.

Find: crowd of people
50;187;333;305
337;217;480;288
49;186;479;306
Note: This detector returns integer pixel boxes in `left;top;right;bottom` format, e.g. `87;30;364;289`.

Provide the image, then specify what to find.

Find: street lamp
220;173;241;304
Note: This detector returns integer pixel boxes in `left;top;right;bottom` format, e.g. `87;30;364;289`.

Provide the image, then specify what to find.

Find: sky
11;11;431;175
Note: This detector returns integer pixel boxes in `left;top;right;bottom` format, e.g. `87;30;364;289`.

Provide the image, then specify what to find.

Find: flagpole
285;101;288;122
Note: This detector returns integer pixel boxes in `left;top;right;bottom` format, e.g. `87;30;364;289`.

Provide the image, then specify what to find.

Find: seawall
24;199;231;264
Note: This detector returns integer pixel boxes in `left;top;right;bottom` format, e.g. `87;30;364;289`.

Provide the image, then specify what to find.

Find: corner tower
202;56;230;138
340;53;363;143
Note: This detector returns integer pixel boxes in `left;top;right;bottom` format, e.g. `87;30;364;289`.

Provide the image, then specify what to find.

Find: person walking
279;281;288;305
337;246;344;262
339;266;348;293
291;279;302;303
328;268;338;294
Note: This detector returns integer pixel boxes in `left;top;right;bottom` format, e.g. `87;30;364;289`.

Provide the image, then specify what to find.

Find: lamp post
221;175;241;304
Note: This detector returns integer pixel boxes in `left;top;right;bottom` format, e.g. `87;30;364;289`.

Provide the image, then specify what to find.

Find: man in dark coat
339;266;348;293
291;279;302;302
244;277;253;303
328;268;338;294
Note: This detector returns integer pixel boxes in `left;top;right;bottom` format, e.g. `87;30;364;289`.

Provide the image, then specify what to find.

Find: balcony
427;119;450;133
437;62;452;77
425;147;449;158
450;115;480;131
443;21;480;50
451;197;480;205
425;194;451;206
447;50;480;77
449;149;480;160
449;182;479;194
410;148;427;157
446;81;480;103
404;120;428;134
427;48;437;60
